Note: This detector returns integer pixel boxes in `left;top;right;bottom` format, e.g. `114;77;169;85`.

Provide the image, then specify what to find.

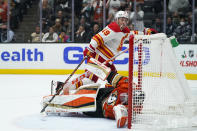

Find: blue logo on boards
63;47;84;64
63;46;150;65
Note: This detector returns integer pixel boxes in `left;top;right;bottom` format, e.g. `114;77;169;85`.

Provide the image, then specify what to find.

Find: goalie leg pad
42;83;101;114
85;58;111;81
43;94;96;113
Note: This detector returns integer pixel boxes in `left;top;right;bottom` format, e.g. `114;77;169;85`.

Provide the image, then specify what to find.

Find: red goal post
127;33;197;130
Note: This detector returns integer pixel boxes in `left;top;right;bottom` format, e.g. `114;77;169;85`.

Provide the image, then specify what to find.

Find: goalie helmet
115;11;129;20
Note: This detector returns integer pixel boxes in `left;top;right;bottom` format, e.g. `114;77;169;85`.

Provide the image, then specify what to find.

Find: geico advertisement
174;45;197;73
0;44;131;70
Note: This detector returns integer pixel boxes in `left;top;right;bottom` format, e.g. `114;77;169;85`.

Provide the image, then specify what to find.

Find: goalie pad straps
86;58;111;80
107;71;123;87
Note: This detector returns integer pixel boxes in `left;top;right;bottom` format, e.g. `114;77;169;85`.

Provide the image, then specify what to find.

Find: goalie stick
40;56;88;113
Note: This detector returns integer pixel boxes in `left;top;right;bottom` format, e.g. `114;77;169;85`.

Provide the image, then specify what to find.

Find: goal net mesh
128;33;196;130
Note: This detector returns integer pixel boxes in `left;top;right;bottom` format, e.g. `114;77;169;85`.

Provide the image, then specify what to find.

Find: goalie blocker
42;70;145;128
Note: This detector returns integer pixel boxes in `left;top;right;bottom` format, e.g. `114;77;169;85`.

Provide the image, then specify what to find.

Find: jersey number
102;29;110;36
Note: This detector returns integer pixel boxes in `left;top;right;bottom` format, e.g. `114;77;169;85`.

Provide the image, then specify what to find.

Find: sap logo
0;48;44;61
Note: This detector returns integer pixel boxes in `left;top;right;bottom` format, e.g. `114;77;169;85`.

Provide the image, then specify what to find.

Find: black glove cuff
106;71;117;85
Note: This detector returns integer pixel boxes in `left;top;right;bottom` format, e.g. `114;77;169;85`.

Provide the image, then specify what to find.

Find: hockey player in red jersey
62;11;130;94
60;10;157;95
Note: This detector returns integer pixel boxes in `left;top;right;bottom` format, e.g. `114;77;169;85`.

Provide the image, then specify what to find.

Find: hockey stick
103;48;129;65
40;56;88;113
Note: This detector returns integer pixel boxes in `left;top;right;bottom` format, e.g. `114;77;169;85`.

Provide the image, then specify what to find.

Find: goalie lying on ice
42;71;145;128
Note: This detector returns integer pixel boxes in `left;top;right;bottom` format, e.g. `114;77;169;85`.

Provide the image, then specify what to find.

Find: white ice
0;74;197;131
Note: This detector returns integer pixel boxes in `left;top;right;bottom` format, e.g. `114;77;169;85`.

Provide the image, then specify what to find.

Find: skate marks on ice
14;113;127;131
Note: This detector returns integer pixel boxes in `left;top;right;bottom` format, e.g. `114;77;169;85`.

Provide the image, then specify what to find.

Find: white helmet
115;11;129;20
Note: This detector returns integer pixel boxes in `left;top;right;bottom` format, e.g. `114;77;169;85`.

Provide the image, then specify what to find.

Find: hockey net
128;33;197;130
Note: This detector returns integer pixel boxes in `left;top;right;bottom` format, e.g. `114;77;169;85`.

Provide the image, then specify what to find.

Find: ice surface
0;74;196;131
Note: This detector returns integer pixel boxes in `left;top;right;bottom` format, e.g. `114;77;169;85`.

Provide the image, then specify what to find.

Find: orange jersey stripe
118;33;128;51
97;45;114;59
93;33;114;59
93;34;104;46
96;34;104;46
93;36;100;46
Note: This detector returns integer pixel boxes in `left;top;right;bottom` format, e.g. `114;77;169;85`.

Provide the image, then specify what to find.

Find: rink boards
0;43;196;80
